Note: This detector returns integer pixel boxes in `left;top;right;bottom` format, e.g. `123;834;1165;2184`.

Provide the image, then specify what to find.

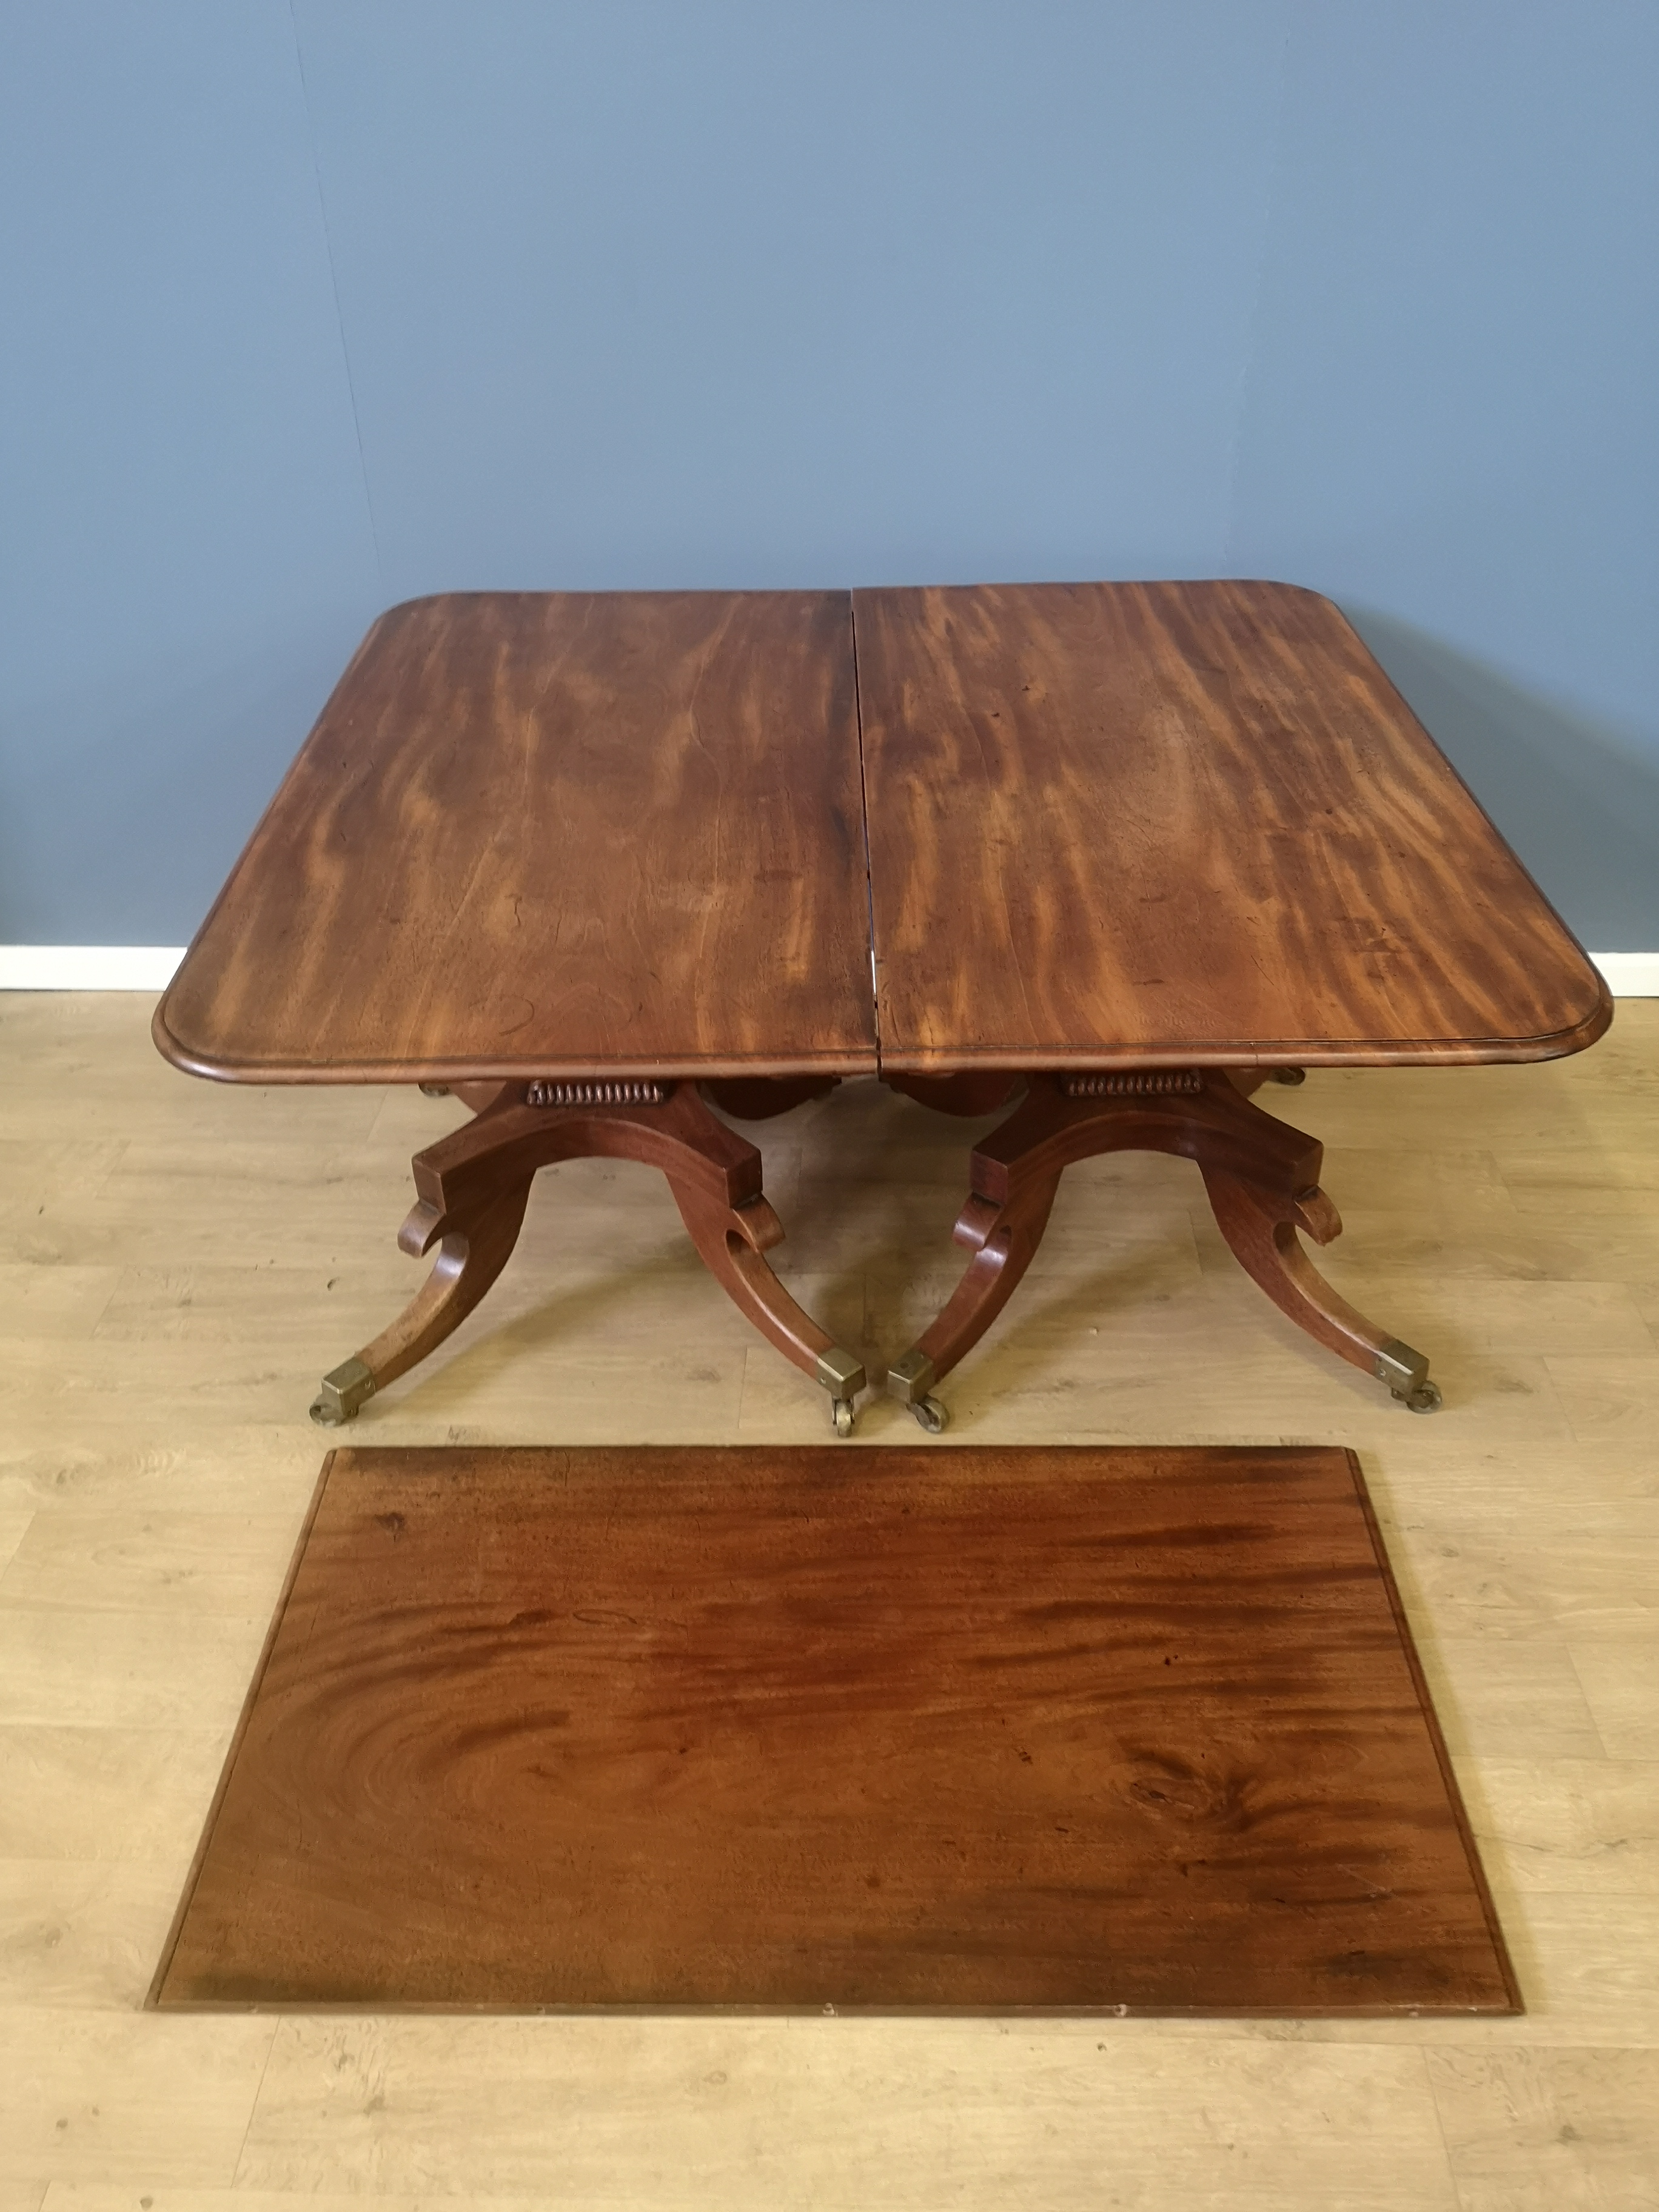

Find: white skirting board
0;947;186;990
1;946;1657;996
1587;953;1659;997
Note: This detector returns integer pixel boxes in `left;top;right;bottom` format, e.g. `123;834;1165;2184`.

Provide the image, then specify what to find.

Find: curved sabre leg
668;1178;866;1435
886;1176;1062;1432
310;1179;534;1424
1201;1166;1441;1411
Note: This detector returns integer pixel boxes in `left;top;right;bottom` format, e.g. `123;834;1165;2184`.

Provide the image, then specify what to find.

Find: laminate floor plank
232;2017;1460;2207
0;1512;33;1577
1298;1272;1657;1357
1566;1632;1659;1761
0;1862;181;2009
0;1438;343;1521
1495;1894;1659;2043
0;1144;129;1218
1426;2045;1659;2211
0;1609;269;1731
38;2194;561;2212
1270;1207;1659;1289
1403;1636;1606;1763
0;1269;121;1342
0;1511;307;1617
0;2010;274;2185
1549;1355;1659;1445
1372;1442;1658;1507
0;1729;232;1861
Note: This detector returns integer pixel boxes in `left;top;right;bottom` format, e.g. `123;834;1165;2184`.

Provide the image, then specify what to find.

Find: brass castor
1395;1379;1443;1414
1375;1338;1439;1413
309;1356;375;1426
888;1348;948;1433
816;1346;866;1441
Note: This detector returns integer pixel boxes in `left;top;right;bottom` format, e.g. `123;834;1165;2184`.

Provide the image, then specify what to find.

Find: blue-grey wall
3;0;1655;946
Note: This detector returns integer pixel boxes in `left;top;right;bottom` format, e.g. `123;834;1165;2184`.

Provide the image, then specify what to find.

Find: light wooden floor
2;993;1657;2211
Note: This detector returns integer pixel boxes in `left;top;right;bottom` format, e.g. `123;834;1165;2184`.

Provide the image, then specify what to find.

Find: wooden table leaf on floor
154;581;1609;1432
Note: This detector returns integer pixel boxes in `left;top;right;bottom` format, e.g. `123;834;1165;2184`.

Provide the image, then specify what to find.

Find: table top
856;580;1609;1070
156;591;879;1083
155;583;1609;1085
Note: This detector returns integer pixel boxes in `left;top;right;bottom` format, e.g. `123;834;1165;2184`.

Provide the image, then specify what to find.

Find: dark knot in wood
526;1078;670;1108
1062;1070;1204;1099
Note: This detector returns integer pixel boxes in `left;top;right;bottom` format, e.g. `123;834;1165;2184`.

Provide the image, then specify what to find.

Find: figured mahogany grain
152;1444;1517;2014
854;581;1610;1070
155;592;876;1084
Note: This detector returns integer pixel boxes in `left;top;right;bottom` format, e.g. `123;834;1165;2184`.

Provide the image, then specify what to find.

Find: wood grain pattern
155;592;876;1084
854;581;1610;1070
151;1443;1517;2014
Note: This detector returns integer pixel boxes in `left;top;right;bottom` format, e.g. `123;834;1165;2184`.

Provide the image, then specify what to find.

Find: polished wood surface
155;591;877;1084
854;580;1610;1070
9;993;1659;2203
158;580;1610;1093
152;1442;1515;2013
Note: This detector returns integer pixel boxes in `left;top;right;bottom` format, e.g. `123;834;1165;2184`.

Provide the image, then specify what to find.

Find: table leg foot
816;1344;867;1436
1378;1338;1441;1412
886;1349;947;1430
309;1356;376;1426
882;1170;1060;1424
1201;1158;1442;1408
668;1171;868;1418
307;1176;536;1422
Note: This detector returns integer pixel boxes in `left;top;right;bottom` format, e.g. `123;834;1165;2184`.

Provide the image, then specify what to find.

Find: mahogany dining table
153;582;1610;1433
